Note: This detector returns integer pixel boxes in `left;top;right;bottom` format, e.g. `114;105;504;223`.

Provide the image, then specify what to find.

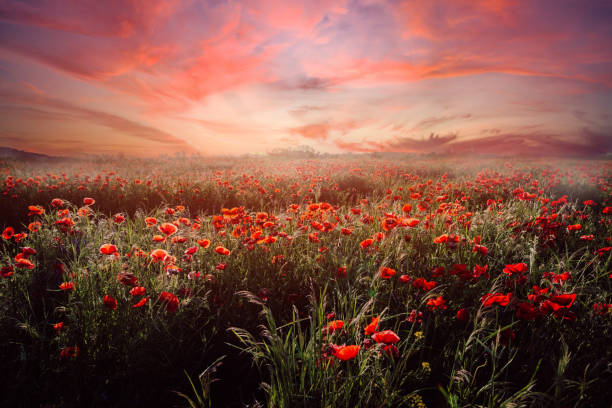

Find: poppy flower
550;293;576;308
360;238;374;249
60;346;79;359
27;205;45;216
402;218;420;227
53;322;64;332
567;224;582;231
503;263;528;276
100;243;119;256
335;266;347;278
1;265;14;278
113;214;126;223
21;247;37;256
51;198;64;207
333;344;360;361
456;308;469;322
132;297;149;308
412;278;437;291
83;197;95;206
129;286;146;296
372;330;400;344
364;316;380;335
324;320;344;334
28;222;42;232
158;291;179;312
402;203;412;213
59;282;75;291
341;228;353;235
481;292;513;307
197;238;211;248
158;223;178;236
104;295;117;310
426;296;447;311
214;246;231;256
2;227;14;240
150;249;170;262
153;235;166;242
379;266;396;279
145;217;157;226
472;245;488;255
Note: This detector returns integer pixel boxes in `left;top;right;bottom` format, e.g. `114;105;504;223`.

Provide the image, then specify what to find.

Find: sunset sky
0;0;611;157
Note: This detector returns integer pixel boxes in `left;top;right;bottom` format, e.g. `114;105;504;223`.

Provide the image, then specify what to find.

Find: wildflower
151;249;170;262
117;272;138;286
104;295;117;310
197;238;211;248
372;330;400;344
456;308;469;322
129;286;146;296
336;266;347;278
2;227;14;240
364;316;380;335
59;282;75;291
100;243;119;256
332;344;360;361
379;266;396;279
360;238;374;249
503;263;528;276
132;297;149;308
426;296;447;311
214;246;231;256
158;291;179;312
83;197;95;206
53;322;64;332
60;346;79;359
28;205;45;216
407;309;423;323
481;292;513;307
158;222;178;236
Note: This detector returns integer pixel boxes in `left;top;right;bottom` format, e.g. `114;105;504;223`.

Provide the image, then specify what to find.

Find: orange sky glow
0;0;611;157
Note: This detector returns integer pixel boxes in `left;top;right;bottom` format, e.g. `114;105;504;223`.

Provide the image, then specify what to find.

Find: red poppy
333;344;360;361
158;222;178;236
59;281;75;291
214;246;231;256
481;292;513;307
566;224;582;231
83;197;95;206
412;278;437;291
472;245;488;255
2;227;14;240
379;266;396;279
336;266;347;278
153;235;166;243
503;263;528;276
100;243;119;256
28;205;45;216
158;291;179;312
113;214;126;224
129;286;146;296
51;198;64;207
402;203;412;213
53;322;64;332
150;249;170;262
324;320;344;334
132;297;149;308
145;217;158;226
21;247;37;256
104;295;117;310
28;222;42;232
456;308;469;322
360;238;374;249
364;316;380;335
372;330;400;344
1;265;14;278
60;346;79;359
427;296;447;311
197;238;211;248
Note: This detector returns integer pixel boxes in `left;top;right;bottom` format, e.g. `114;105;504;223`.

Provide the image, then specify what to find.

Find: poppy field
1;155;611;407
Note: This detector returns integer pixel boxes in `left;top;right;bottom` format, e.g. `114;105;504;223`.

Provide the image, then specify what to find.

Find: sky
0;0;611;157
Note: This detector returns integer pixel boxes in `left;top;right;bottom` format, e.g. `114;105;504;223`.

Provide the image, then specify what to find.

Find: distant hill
0;146;62;161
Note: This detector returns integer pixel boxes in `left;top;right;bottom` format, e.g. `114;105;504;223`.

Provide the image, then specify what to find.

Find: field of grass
1;155;611;407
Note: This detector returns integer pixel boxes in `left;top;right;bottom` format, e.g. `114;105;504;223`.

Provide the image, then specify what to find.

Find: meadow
1;154;611;407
